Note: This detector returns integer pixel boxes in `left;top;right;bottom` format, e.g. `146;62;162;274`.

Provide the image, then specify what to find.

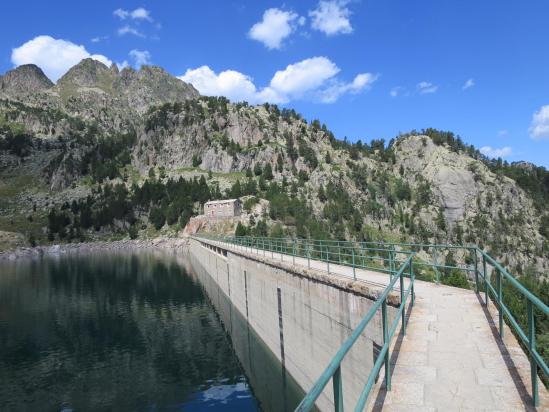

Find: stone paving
371;280;549;411
199;238;549;411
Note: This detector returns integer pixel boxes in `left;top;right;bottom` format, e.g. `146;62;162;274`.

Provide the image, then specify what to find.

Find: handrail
193;234;548;407
198;234;414;280
475;247;548;406
201;235;481;283
295;255;414;412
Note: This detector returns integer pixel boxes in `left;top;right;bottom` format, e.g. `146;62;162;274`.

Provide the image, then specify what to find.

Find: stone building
204;199;241;218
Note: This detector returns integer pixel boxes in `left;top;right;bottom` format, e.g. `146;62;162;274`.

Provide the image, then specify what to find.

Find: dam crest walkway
196;236;549;412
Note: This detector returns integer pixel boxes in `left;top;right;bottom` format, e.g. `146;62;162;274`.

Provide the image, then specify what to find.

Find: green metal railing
294;254;414;412
194;235;548;407
475;248;549;407
197;235;414;280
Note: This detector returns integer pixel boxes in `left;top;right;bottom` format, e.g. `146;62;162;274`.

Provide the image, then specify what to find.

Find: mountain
55;59;199;115
0;64;53;96
0;60;548;280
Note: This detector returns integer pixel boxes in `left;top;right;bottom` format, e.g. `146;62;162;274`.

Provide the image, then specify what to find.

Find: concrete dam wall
187;238;398;412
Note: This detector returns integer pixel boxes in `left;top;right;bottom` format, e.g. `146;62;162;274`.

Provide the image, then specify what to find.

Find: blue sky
1;1;548;166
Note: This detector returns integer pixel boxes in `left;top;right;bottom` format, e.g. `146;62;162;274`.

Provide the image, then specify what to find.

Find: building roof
205;199;239;205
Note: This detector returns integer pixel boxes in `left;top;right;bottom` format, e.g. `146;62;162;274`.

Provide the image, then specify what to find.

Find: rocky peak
113;65;199;114
0;64;53;96
56;58;115;91
1;59;200;119
109;63;119;75
512;161;536;172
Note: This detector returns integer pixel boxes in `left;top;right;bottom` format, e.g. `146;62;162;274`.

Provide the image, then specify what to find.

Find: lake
0;251;303;411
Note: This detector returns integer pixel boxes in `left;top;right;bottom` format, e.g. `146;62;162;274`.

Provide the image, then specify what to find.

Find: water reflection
0;251;259;412
186;253;307;412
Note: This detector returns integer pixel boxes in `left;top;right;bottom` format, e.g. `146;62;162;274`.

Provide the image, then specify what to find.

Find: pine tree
235;222;247;237
277;154;284;172
263;163;273;180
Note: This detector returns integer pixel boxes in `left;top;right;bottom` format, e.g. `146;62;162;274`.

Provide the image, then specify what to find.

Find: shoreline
0;237;190;261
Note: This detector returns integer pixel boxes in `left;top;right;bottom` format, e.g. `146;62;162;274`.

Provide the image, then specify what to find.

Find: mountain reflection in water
0;251;261;412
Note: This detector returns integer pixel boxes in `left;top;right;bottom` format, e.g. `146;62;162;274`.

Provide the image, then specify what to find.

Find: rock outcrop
0;64;54;97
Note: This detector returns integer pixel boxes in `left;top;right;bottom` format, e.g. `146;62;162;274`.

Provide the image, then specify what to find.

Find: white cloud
180;56;376;104
529;105;549;140
91;35;108;43
390;86;402;97
270;57;339;97
319;73;378;103
117;60;129;70
248;8;301;49
498;129;508;136
129;50;151;67
114;7;152;21
309;0;352;36
113;8;129;19
463;78;474;90
417;81;438;94
11;35;112;81
130;7;152;21
118;25;145;37
179;66;283;103
480;146;512;158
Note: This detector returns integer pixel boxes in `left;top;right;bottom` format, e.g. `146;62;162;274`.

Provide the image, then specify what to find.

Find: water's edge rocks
0;238;189;261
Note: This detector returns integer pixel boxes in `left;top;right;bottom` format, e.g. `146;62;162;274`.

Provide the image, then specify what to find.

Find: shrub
192;154;202;167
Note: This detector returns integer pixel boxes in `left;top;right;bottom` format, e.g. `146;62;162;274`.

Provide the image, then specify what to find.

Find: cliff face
0;64;54;97
0;60;547;276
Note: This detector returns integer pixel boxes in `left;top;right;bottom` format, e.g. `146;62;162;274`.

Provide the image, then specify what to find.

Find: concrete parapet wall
187;238;397;412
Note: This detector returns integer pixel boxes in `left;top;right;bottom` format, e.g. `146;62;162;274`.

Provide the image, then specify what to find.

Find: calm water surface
0;251;271;411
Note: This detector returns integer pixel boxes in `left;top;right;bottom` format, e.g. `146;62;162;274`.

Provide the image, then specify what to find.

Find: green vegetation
86;131;137;182
501;271;549;375
0;117;33;157
45;175;213;241
192;154;202;167
491;161;549;212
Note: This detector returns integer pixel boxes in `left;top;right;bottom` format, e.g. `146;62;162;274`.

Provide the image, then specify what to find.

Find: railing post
326;244;330;274
388;246;393;281
483;254;489;307
527;300;539;407
433;247;440;285
293;239;296;265
333;366;344;412
352;248;356;280
400;267;406;336
411;258;415;307
473;248;479;293
307;241;311;269
389;246;395;279
382;300;391;391
497;269;504;338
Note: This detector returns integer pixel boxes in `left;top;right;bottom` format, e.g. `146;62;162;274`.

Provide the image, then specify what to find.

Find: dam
187;235;549;411
0;236;546;411
187;236;403;411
